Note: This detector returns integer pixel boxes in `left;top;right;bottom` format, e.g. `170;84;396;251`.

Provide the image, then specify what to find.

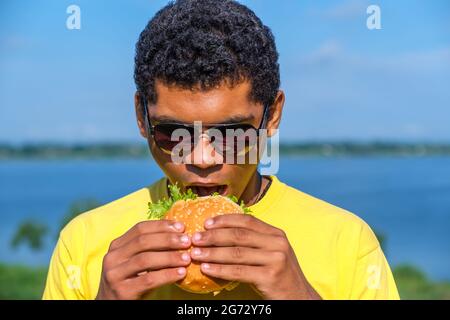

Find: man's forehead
150;79;260;124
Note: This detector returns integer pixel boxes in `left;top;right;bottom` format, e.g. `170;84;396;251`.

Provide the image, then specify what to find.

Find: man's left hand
190;214;321;300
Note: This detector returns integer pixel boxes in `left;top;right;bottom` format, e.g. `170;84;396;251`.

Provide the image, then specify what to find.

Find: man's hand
190;214;321;300
96;220;192;300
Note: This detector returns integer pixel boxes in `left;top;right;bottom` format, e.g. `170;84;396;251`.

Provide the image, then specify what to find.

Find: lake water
0;156;449;280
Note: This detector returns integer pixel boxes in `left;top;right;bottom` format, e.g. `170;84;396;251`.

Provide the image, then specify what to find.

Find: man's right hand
96;220;192;300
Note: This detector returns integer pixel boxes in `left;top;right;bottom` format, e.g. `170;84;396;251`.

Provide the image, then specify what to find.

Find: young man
43;0;399;300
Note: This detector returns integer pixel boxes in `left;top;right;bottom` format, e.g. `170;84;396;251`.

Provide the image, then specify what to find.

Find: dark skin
96;79;321;300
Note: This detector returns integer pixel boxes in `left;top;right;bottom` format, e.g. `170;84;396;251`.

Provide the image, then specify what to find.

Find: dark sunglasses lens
210;124;258;156
154;124;194;153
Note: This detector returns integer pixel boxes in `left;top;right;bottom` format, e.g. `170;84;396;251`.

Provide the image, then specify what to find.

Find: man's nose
190;134;222;169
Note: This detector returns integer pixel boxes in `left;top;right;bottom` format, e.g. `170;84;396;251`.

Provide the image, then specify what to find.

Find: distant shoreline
1;142;450;160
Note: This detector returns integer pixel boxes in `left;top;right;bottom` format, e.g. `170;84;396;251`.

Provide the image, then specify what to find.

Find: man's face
135;79;283;201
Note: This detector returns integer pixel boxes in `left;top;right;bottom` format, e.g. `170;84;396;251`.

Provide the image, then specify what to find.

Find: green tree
10;198;101;252
58;198;101;233
10;220;49;251
373;229;386;253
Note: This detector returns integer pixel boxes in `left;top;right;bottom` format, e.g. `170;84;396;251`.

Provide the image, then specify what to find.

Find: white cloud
301;40;343;64
0;35;31;51
384;47;450;72
292;40;450;74
322;0;369;20
402;124;426;137
280;40;450;141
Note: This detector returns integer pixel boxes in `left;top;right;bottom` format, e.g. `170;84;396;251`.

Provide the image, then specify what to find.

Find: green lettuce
148;183;251;220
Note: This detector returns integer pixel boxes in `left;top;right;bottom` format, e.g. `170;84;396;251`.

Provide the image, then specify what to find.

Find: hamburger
148;183;250;295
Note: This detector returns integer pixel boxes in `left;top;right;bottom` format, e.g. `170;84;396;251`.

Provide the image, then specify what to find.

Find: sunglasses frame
141;96;271;155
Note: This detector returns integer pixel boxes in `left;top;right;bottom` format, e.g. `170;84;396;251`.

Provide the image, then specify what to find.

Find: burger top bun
164;195;244;295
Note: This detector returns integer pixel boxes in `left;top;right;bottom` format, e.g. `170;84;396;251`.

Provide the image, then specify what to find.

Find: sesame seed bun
164;195;244;295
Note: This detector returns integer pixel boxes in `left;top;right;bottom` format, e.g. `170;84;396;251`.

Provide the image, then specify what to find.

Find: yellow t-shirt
42;175;399;300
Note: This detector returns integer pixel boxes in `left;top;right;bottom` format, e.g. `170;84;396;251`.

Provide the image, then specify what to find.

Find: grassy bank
393;265;450;299
0;263;48;299
1;262;449;299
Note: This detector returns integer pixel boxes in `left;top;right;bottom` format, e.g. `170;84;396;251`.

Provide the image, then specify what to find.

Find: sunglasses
141;98;270;158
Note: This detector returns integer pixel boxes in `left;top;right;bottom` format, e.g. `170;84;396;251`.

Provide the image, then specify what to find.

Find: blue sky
0;0;449;143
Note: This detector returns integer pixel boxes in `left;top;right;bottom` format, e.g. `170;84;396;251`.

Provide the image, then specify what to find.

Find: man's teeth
190;185;225;196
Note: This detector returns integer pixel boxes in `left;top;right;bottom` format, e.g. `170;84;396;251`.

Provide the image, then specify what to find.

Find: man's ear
266;90;285;137
134;92;148;139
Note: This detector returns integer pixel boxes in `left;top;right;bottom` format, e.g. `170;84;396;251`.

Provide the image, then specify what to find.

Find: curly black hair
134;0;280;108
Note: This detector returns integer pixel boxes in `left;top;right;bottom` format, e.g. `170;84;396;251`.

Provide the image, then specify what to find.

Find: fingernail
192;248;202;256
202;263;210;270
173;222;184;231
177;267;186;275
205;218;214;227
180;235;189;243
193;232;202;241
181;252;190;261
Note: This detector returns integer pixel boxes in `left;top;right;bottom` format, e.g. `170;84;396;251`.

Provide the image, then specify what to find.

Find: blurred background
0;0;449;299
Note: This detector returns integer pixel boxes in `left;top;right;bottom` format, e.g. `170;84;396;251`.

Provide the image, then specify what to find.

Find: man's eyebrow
150;115;181;123
219;114;255;123
150;114;255;124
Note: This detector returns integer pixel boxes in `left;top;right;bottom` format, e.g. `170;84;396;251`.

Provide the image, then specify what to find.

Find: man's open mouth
188;184;228;197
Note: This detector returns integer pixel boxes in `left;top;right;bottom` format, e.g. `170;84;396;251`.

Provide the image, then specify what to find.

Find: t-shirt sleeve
42;221;87;300
348;222;400;300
